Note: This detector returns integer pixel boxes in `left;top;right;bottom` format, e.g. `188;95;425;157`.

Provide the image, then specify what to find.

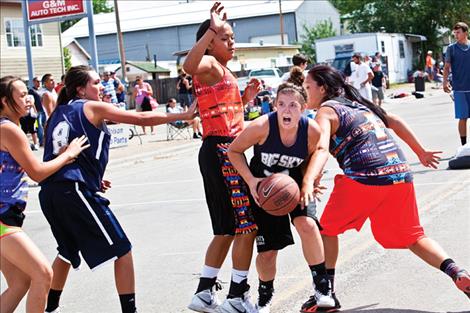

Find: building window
5;19;43;47
381;41;385;53
398;40;405;58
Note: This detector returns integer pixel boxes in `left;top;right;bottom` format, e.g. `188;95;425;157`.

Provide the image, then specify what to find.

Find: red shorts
320;175;426;249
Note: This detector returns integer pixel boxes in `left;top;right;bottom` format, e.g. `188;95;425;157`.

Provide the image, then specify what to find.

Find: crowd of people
1;1;469;312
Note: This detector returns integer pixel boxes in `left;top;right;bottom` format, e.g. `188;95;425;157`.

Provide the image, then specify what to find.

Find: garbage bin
415;76;425;92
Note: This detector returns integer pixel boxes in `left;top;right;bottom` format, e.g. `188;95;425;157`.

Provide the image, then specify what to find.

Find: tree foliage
299;20;337;63
61;0;113;32
63;47;72;71
331;0;470;57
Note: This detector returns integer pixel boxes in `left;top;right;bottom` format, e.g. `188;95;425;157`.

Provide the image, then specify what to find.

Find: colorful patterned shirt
323;98;412;185
193;67;244;139
0;118;28;215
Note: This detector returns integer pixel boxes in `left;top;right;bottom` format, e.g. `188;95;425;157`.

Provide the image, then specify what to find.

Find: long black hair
307;65;388;126
56;65;93;106
46;66;94;141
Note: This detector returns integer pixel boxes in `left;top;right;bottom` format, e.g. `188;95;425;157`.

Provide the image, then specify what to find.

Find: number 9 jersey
42;99;111;192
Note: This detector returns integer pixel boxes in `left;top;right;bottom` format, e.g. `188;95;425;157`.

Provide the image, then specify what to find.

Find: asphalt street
2;88;470;312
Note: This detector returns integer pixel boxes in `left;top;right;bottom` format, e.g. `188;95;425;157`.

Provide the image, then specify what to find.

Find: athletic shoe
188;287;221;313
45;308;60;313
317;292;341;312
453;269;470;299
255;298;272;313
256;285;274;313
300;290;336;313
218;290;256;313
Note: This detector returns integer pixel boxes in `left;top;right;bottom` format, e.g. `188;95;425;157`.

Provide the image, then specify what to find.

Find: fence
125;66;292;108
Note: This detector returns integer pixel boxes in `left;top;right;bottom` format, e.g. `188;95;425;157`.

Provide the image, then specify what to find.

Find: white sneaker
315;289;336;308
218;291;256;313
188;288;220;313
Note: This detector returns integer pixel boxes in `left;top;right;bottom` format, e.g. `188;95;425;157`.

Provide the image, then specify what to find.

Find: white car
248;68;284;92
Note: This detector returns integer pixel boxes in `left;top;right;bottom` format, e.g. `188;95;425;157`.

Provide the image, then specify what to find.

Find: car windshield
250;69;275;76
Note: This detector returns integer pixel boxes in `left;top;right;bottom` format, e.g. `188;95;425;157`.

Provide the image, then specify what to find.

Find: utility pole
114;0;127;82
279;0;285;45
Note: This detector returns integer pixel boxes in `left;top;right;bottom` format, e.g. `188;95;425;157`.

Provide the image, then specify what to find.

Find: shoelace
214;280;223;291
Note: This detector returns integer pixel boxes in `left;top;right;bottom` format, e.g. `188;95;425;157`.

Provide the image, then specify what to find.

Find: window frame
4;18;43;48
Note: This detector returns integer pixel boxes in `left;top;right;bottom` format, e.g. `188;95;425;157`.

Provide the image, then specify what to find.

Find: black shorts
39;182;131;270
20;116;37;134
0;205;25;227
254;200;321;252
198;136;257;236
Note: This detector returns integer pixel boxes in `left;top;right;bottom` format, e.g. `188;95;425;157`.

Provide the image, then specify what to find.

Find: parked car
248;68;284;92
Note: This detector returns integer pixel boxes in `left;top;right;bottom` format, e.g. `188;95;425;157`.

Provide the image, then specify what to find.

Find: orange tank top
193;67;244;138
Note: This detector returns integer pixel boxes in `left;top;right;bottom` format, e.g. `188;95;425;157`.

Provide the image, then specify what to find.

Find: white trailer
315;33;426;83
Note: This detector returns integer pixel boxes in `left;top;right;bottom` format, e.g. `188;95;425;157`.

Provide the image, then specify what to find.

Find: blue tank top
250;112;309;185
41;99;110;192
0;118;28;215
324;97;412;185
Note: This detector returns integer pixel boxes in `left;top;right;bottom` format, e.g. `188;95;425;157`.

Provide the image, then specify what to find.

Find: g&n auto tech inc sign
27;0;86;22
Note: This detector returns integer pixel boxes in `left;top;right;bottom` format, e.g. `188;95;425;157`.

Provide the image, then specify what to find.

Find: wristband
208;27;217;35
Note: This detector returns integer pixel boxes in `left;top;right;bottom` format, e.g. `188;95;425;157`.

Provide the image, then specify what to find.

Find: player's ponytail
307;65;389;126
56;65;93;106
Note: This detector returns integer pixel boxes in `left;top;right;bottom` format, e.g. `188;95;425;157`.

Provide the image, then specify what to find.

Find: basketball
257;173;300;216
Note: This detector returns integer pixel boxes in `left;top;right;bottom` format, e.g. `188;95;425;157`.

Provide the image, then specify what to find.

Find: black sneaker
256;285;274;313
317;292;341;312
193;133;201;139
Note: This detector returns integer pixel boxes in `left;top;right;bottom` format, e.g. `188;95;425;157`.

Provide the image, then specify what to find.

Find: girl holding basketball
0;76;88;313
183;2;262;313
39;65;196;313
228;83;336;313
302;64;470;307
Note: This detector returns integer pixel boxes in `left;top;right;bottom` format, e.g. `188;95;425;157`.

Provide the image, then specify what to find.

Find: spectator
176;69;193;111
425;51;435;81
111;71;126;103
167;98;202;138
350;53;374;101
38;74;57;117
101;71;118;104
444;22;470;146
133;76;155;135
260;95;272;115
371;62;386;106
54;74;65;94
19;95;39;150
282;53;308;82
30;76;46;146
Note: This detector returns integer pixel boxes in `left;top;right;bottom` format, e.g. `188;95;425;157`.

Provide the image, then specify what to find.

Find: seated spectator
167;98;202;139
102;89;126;110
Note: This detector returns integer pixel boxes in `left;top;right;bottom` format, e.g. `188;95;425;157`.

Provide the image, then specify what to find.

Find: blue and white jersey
250;112;309;186
42;99;110;192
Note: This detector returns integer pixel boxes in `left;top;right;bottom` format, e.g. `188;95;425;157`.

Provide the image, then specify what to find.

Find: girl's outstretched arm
387;113;441;168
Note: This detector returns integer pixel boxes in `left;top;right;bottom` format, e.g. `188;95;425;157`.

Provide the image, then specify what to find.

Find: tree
330;0;470;64
61;0;113;32
63;47;72;71
298;20;337;63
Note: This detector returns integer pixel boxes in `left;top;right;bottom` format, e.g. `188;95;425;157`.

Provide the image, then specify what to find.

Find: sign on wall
27;0;86;22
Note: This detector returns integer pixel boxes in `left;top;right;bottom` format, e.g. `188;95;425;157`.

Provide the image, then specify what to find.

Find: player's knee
294;217;318;237
257;251;277;266
31;264;53;289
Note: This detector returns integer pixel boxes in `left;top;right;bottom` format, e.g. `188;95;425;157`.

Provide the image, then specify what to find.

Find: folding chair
166;120;191;140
